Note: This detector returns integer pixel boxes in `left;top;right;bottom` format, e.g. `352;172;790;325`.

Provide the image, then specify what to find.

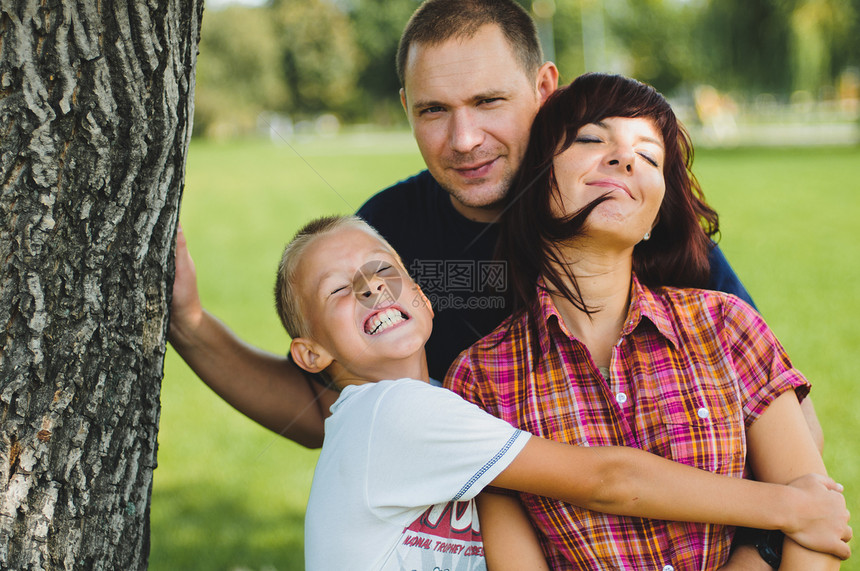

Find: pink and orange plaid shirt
445;275;809;570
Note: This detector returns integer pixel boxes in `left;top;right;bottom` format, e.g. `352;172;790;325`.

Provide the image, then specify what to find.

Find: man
169;0;820;567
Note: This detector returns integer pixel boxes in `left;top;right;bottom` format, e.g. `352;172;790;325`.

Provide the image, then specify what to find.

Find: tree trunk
0;1;202;568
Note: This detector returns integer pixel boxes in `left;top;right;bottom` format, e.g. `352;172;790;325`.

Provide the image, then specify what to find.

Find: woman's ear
290;338;333;374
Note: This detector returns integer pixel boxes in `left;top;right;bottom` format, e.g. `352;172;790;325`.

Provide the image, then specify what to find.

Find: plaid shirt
445;275;809;570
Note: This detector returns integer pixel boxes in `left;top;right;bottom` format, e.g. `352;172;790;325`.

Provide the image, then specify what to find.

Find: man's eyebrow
470;89;508;102
411;98;445;111
411;89;510;111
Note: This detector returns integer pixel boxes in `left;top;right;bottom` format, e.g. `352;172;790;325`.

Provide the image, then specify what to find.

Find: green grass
151;136;860;570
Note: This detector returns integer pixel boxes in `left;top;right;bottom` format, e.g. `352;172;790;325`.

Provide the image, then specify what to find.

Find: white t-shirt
305;379;530;571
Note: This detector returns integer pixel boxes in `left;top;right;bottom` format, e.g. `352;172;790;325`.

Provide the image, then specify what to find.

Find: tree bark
0;1;202;568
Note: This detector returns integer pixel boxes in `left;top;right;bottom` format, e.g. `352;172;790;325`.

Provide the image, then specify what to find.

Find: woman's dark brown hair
498;73;719;349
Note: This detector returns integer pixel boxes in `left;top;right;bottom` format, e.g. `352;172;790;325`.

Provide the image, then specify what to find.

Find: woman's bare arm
490;434;850;559
746;392;847;570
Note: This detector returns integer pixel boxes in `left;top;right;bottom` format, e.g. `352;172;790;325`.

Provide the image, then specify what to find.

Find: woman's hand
783;473;851;559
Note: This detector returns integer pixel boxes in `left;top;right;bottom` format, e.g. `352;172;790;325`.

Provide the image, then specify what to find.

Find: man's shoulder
357;170;440;219
706;244;756;308
454;313;526;364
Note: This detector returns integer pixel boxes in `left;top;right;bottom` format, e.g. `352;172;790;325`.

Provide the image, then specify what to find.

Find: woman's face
552;116;666;248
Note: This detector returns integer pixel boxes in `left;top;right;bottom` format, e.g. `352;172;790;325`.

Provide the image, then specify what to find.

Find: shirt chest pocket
657;377;747;476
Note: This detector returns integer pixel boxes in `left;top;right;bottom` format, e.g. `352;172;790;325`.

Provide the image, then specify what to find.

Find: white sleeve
365;381;529;518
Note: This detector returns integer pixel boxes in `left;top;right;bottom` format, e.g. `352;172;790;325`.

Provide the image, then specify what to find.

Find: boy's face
295;226;433;383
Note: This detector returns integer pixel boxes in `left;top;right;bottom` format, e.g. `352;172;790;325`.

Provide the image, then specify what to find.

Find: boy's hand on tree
784;473;851;559
168;223;204;345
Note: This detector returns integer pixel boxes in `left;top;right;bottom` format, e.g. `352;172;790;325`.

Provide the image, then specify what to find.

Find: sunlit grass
150;136;860;570
696;147;860;541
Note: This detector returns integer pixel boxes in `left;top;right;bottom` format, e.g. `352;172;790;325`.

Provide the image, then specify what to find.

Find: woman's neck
548;243;634;369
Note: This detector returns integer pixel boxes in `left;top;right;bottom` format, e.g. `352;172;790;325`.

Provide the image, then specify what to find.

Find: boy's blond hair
274;215;395;340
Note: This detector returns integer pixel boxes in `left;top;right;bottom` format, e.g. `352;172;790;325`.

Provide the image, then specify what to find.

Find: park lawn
150;136;860;570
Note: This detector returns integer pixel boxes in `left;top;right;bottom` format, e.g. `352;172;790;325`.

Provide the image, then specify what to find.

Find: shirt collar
535;274;680;349
622;274;680;348
535;278;568;355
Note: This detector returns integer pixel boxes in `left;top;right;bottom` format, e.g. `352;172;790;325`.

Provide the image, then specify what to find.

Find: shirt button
662;566;675;571
697;407;710;419
616;392;628;404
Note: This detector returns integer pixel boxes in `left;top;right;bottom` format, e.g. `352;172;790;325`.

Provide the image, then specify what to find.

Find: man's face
400;25;556;222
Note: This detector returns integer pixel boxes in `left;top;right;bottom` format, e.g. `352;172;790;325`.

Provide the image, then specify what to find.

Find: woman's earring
642;232;651;241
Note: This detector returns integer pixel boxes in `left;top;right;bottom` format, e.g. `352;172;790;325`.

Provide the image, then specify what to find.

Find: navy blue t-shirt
357;170;755;381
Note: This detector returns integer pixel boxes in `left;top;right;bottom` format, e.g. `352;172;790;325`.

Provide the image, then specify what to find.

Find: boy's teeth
367;308;406;335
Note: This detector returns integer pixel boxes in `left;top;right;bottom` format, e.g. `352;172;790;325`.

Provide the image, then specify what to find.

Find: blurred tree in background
695;0;856;95
695;0;795;93
551;0;586;83
787;0;855;94
345;0;423;124
604;0;699;93
841;0;860;72
194;0;860;138
271;0;360;116
195;6;286;137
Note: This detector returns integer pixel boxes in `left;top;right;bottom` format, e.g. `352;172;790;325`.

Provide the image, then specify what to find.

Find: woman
446;73;843;569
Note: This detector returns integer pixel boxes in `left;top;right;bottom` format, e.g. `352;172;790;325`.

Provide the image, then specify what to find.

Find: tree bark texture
0;1;202;569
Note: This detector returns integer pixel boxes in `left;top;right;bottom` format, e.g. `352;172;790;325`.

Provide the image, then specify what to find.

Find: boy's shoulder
332;379;447;414
328;379;508;454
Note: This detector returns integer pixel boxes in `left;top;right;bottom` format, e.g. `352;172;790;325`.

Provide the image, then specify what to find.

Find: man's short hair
396;0;544;87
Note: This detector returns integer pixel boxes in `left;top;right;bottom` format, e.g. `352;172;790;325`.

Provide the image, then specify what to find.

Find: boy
275;215;850;571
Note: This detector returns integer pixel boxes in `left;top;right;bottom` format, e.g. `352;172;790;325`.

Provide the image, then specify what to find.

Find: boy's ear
415;284;436;319
414;283;434;319
290;338;333;374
